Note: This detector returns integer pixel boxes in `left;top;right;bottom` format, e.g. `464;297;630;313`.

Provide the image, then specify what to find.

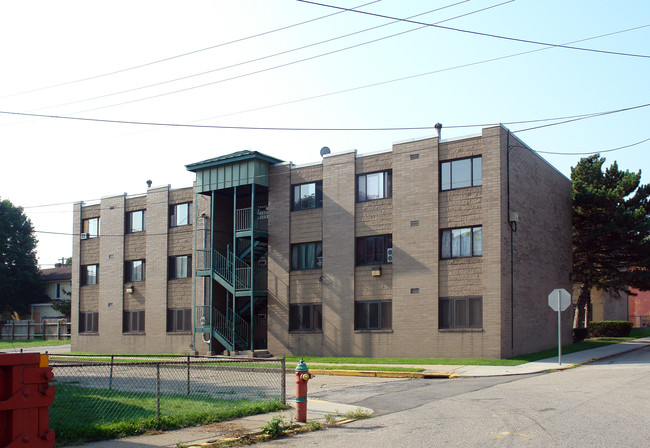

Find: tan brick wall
355;265;392;300
291;165;322;184
267;164;292;354
290;271;323;301
439;258;482;297
355;200;392;237
290;209;322;243
439;188;482;228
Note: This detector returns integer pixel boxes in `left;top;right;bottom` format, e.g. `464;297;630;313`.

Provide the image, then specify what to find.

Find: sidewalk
28;337;650;447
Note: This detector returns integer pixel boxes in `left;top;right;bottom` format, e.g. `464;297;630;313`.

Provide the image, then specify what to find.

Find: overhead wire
297;0;650;58
0;0;383;99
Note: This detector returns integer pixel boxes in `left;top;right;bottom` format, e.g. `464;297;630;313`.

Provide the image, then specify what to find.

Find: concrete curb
309;368;458;379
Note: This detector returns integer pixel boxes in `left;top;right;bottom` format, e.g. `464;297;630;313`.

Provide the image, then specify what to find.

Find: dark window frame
126;209;146;233
125;259;145;282
357;170;392;203
167;308;192;332
289;303;322;332
81;264;98;286
440;226;482;259
82;217;100;238
79;311;98;333
440;156;482;191
170;202;192;227
123;310;145;333
439;296;483;329
291;242;323;271
169;255;192;279
356;234;392;266
292;181;323;211
354;300;392;330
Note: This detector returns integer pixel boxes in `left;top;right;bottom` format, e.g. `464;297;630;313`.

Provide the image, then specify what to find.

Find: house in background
71;125;573;358
30;265;71;324
628;287;650;327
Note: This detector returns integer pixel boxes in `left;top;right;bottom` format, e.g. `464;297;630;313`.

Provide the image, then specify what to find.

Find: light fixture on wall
371;266;382;277
126;286;134;294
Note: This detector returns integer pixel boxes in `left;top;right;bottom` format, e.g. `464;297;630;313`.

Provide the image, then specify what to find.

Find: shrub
589;321;633;338
573;327;589;342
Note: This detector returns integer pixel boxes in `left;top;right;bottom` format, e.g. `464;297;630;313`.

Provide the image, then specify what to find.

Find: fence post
57;321;61;340
156;363;161;423
187;356;191;395
109;355;114;390
11;320;15;340
281;356;286;405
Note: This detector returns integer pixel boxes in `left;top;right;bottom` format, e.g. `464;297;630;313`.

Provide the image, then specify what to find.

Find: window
357;171;392;202
126;210;146;233
356;235;392;265
169;255;192;279
292;181;323;211
55;283;61;299
441;226;482;259
291;242;322;270
439;297;482;329
79;312;98;333
170;202;192;227
123;310;145;333
355;301;392;330
82;265;98;286
441;156;482;190
125;260;145;282
167;308;192;332
82;217;100;238
289;304;322;331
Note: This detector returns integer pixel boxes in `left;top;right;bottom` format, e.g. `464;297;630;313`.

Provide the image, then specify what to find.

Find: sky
1;0;649;268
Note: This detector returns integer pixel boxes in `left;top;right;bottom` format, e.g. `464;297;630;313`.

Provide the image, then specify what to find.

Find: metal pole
250;182;255;352
281;356;286;405
558;290;562;365
187;355;191;395
232;186;238;353
109;355;114;390
156;363;161;422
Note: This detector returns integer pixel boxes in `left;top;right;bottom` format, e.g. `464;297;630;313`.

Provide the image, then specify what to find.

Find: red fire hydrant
295;358;314;423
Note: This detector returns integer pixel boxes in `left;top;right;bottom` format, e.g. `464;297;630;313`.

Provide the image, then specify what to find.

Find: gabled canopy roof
186;150;283;172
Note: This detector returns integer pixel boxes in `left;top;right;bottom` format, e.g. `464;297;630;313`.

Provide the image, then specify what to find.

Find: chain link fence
49;354;286;445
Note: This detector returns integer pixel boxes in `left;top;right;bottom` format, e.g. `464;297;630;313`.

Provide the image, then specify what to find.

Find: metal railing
235;207;268;233
49;354;285;445
212;308;250;349
0;320;70;340
629;315;650;327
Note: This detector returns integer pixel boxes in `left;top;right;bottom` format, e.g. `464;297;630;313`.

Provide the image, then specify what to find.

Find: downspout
232;186;237;353
250;183;256;352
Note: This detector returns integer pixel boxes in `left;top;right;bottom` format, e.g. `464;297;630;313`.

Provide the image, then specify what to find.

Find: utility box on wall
0;353;55;448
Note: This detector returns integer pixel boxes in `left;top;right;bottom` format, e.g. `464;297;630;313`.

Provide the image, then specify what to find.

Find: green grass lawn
288;328;650;367
51;383;284;446
0;338;70;350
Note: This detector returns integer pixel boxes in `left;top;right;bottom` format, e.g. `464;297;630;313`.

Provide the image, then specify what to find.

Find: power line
298;0;650;59
26;0;474;114
0;0;383;99
535;137;650;156
2;102;649;132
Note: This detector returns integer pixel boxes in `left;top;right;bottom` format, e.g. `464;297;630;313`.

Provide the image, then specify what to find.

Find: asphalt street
264;346;650;447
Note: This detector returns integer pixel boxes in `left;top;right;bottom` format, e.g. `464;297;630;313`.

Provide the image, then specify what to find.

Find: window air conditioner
386;248;393;263
80;233;90;240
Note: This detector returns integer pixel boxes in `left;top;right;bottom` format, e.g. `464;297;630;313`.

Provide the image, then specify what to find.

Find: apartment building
71;125;573;358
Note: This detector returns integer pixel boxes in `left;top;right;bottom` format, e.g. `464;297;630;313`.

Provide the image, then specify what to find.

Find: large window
292;181;323;211
123;310;145;333
289;303;322;331
356;235;392;265
125;260;145;282
170;202;192;227
167;308;192;332
79;312;98;333
82;217;100;238
291;242;322;270
126;210;146;233
354;301;392;330
169;255;192;279
357;171;392;202
439;296;482;329
441;226;482;259
441;156;482;191
81;265;98;286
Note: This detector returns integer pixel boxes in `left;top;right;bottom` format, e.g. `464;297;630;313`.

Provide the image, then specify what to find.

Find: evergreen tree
0;198;44;316
571;155;650;327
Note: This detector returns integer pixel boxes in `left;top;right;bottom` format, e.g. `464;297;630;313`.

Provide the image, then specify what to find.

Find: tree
0;198;44;316
571;155;650;328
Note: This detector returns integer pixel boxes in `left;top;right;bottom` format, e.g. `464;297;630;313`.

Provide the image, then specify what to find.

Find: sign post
548;288;571;365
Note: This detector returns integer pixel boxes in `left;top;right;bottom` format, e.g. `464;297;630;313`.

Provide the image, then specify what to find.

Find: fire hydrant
295;358;315;423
